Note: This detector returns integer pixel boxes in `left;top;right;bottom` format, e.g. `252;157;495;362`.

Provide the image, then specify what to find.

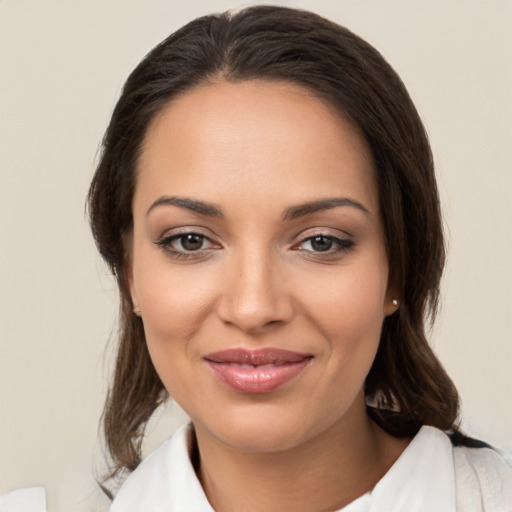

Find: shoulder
410;426;512;510
453;443;512;511
0;487;47;512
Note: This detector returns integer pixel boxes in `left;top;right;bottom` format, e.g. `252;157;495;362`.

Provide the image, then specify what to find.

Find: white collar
110;424;456;512
341;425;456;511
110;424;213;512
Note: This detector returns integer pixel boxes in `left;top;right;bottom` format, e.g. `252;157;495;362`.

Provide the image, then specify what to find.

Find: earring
392;299;399;308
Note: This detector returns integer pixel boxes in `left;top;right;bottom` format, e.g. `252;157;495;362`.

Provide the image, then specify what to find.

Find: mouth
204;348;313;394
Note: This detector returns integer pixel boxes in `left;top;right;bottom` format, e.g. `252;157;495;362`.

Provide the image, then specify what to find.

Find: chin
193;403;335;454
217;425;307;454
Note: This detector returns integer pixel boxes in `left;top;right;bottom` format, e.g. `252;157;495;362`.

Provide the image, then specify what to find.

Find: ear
384;285;400;316
125;256;141;317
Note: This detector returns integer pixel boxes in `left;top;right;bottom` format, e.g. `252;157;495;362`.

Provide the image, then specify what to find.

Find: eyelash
154;231;354;260
293;234;354;257
154;231;218;260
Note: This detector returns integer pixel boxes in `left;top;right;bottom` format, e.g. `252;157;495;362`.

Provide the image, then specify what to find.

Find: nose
216;247;294;334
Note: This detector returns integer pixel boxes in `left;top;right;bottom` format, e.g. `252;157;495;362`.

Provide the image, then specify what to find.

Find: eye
303;235;335;252
174;233;208;251
295;234;354;255
154;231;218;258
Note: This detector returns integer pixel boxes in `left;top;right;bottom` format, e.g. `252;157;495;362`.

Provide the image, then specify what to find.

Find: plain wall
1;1;511;510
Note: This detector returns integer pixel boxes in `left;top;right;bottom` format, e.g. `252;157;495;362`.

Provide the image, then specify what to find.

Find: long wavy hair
88;5;459;484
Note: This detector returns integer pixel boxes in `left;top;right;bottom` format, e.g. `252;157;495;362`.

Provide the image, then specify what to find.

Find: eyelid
153;227;222;259
158;233;214;249
293;227;352;243
154;225;219;243
291;228;354;255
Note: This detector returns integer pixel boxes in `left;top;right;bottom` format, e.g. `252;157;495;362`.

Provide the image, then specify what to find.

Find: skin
129;80;409;512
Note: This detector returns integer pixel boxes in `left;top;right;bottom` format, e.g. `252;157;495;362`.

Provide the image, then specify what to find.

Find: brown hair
88;5;459;482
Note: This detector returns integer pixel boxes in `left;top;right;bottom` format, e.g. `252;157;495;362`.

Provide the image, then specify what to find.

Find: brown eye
296;234;354;255
180;233;205;251
309;236;333;252
155;231;215;255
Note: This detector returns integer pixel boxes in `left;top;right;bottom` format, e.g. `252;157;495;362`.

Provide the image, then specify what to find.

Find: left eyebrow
282;197;370;221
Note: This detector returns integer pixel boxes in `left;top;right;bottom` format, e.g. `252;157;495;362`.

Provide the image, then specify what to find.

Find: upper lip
204;348;313;365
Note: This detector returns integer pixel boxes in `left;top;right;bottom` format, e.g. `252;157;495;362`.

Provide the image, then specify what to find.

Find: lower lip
206;359;311;394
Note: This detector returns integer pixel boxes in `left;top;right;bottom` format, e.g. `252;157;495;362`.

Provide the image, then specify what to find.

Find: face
129;80;396;453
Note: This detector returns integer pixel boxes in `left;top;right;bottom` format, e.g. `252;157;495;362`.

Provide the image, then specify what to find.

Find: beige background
1;1;511;510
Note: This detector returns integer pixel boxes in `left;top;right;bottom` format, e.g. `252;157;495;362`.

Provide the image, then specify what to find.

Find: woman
87;6;511;511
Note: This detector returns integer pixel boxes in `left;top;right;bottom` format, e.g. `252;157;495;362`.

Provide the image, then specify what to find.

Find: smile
204;348;313;394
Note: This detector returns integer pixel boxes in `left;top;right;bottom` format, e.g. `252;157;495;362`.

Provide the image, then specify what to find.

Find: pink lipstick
204;348;312;394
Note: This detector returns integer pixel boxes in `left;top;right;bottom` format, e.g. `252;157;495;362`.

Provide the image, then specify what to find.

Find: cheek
133;266;213;404
301;265;388;337
299;261;388;384
130;256;219;397
133;254;213;340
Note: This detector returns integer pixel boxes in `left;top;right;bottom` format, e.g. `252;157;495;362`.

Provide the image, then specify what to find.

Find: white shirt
0;487;46;512
109;424;457;512
3;425;511;511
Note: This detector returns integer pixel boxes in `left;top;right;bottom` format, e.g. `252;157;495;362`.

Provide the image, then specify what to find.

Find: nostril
217;295;294;334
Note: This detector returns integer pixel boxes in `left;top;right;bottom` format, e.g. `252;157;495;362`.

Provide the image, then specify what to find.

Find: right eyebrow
146;196;223;218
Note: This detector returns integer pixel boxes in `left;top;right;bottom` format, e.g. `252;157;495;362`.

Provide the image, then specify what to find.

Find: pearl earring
392;299;399;307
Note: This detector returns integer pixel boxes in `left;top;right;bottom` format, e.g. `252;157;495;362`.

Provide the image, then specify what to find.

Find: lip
204;348;313;394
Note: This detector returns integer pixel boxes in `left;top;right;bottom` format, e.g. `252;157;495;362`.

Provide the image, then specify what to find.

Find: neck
194;399;409;512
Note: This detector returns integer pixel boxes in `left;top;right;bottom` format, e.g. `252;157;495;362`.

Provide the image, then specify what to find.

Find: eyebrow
282;197;370;220
146;196;223;217
146;195;370;220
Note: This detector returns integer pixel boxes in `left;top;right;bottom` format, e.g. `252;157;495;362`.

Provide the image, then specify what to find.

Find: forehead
135;80;378;216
